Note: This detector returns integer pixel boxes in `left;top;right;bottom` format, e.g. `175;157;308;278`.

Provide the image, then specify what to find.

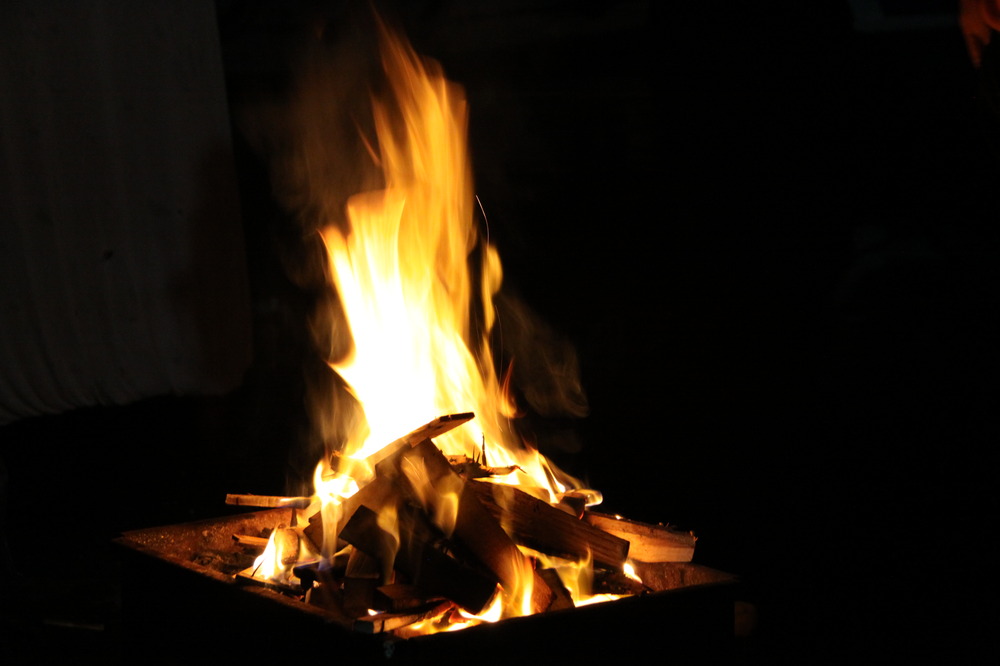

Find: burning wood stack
225;413;695;636
212;12;699;639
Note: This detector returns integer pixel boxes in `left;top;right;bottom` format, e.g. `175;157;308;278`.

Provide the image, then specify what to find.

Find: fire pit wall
115;508;740;663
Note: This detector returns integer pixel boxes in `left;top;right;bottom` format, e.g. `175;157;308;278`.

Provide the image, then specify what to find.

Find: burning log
356;412;474;469
393;439;554;614
303;431;555;614
468;480;630;570
223;414;702;631
339;504;498;614
302;413;477;550
372;583;444;612
536;569;574;612
583;512;696;563
342;547;382;616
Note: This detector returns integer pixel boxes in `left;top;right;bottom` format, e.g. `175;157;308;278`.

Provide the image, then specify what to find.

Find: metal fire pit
114;508;739;663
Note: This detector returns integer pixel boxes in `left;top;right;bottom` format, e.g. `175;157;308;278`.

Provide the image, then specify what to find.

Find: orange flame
318;19;505;466
250;14;622;632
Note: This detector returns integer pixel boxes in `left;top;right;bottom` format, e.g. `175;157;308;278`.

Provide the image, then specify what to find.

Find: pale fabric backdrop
0;1;253;424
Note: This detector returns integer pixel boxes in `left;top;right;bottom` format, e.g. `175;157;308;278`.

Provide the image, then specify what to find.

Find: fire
318;19;506;467
242;13;649;635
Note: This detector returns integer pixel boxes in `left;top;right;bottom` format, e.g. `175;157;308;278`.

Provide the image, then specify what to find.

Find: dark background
2;1;998;663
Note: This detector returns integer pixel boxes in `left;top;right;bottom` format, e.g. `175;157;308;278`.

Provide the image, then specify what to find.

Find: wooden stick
372;583;444;612
364;412;474;468
583;512;696;563
232;534;269;548
225;494;314;509
353;600;455;634
469;480;631;570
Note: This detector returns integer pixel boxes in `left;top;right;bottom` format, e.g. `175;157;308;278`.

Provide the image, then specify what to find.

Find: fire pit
114;506;738;663
110;12;740;662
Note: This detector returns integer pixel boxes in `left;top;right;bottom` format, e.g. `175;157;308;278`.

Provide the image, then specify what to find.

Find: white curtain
0;2;252;424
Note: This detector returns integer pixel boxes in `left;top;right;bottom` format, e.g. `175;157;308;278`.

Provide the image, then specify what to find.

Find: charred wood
468;480;630;570
395;439;554;614
353;600;455;634
339;504;498;614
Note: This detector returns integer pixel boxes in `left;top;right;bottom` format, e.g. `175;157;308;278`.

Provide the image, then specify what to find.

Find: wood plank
583;512;696;563
353;601;455;634
363;412;474;468
469;480;630;570
225;494;314;509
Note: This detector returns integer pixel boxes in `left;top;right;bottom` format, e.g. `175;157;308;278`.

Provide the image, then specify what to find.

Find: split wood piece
345;546;382;579
536;569;574;612
556;489;603;518
234;566;303;594
343;547;382;617
293;561;326;589
468;480;630;570
364;412;474;468
556;495;587;519
592;568;650;596
225;494;314;509
395;439;553;615
292;549;351;586
306;580;350;619
232;534;269;549
339;504;498;614
372;583;446;613
303;466;403;550
583;512;696;563
343;577;379;618
354;600;455;635
272;527;301;567
302;413;474;551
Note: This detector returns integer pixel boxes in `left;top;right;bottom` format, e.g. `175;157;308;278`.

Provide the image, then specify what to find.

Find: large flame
262;15;618;633
318;19;561;491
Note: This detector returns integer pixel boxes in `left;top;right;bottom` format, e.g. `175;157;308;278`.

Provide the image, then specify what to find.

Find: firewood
343;577;379;617
361;412;474;468
372;583;444;612
386;439;555;614
232;534;269;549
225;494;314;509
447;454;520;479
273;527;301;566
468;480;630;570
556;489;602;518
303;413;475;551
583;512;695;563
536;568;574;612
234;566;303;594
353;600;455;634
339;503;498;614
345;545;382;578
556;495;587;518
305;580;348;616
592;568;650;596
